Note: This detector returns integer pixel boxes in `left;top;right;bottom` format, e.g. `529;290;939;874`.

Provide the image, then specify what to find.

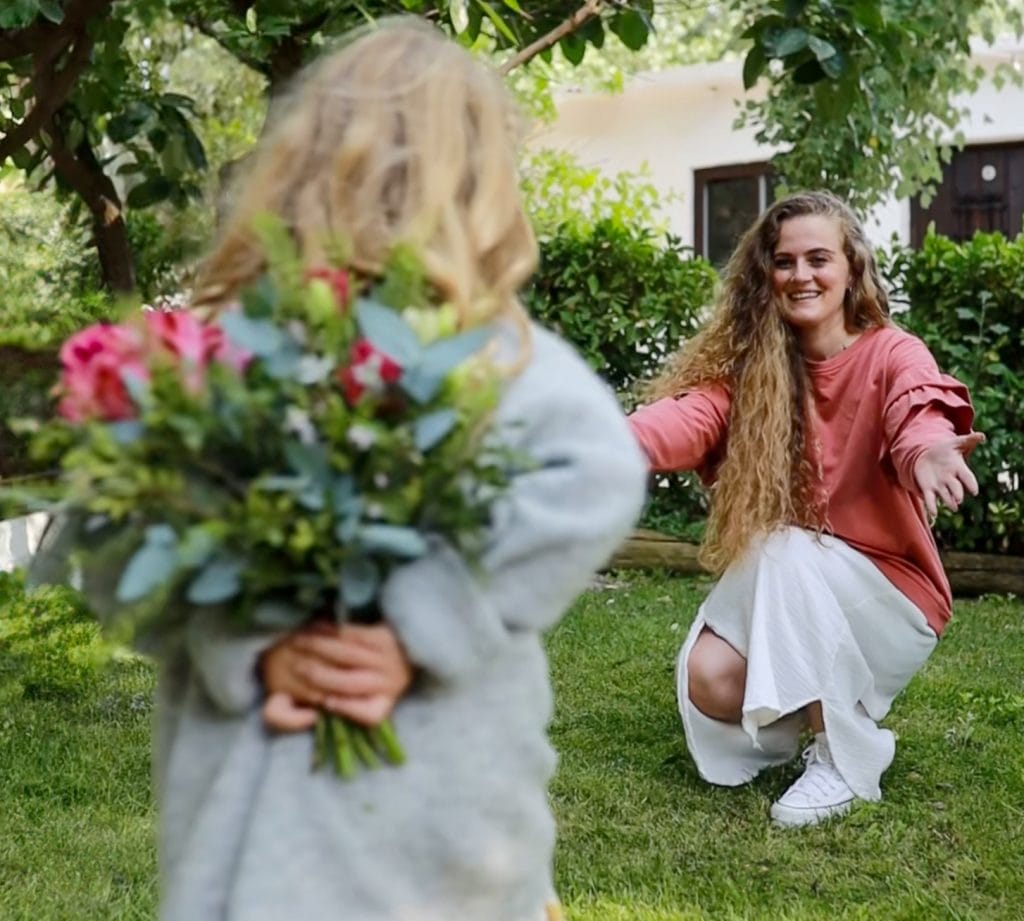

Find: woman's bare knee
687;628;747;723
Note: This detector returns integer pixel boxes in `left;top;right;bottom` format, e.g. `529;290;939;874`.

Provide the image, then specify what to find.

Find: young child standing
154;19;647;921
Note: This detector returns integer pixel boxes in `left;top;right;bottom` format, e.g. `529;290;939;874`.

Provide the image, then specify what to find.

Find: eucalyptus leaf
295;354;336;384
107;420;144;444
120;371;150;408
355;299;423;367
400;365;445;403
339;556;380;608
416;325;492;378
259;475;309;492
251;599;308;629
284;441;330;485
263;344;303;379
335;516;360;543
186;556;244;604
220;311;287;357
145;524;177;546
116;538;178;603
413;409;458;451
358;524;428;559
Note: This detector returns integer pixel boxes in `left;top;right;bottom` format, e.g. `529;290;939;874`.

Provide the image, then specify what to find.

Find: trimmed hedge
0;571;109;703
1;226;1020;556
887;231;1024;555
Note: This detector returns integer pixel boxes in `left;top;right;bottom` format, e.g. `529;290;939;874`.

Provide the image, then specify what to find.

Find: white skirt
677;528;938;801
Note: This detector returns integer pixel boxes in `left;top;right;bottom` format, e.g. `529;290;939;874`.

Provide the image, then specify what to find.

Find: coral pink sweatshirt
628;326;975;635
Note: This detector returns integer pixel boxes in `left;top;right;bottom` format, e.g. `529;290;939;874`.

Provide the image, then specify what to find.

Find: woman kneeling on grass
628;190;983;827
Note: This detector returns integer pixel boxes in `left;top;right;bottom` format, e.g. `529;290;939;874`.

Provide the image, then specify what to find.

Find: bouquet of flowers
20;216;522;778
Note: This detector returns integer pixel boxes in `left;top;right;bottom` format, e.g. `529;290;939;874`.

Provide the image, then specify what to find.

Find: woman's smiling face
771;214;852;346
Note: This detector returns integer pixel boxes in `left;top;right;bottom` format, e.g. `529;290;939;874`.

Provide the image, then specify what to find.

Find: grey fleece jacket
152;322;648;921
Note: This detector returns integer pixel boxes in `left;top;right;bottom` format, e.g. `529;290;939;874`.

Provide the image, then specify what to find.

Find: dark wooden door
912;142;1024;245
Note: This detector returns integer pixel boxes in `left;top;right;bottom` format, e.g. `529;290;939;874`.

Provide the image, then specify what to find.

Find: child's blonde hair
193;18;537;334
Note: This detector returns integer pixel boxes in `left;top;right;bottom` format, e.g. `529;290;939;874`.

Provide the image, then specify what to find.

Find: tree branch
0;29;94;163
0;0;111;62
498;0;605;75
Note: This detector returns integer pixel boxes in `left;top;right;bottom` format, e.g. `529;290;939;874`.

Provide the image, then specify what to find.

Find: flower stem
370;719;406;766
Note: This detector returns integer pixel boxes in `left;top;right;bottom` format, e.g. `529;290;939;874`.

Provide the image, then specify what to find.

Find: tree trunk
47;109;135;293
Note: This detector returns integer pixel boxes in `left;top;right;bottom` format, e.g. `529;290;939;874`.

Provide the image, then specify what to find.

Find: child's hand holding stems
260;621;414;733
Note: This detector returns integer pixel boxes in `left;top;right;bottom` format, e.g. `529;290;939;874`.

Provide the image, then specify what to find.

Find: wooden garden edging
611;528;1024;597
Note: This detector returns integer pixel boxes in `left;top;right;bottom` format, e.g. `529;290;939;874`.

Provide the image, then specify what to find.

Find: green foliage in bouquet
19;215;526;777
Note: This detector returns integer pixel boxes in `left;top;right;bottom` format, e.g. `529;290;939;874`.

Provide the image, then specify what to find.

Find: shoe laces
784;739;851;803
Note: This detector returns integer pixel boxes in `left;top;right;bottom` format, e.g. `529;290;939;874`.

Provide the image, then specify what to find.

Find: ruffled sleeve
882;339;975;491
628;383;730;478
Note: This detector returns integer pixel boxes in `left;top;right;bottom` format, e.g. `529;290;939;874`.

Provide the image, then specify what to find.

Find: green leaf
820;49;848;79
126;176;173;209
852;0;885;31
355;299;423;367
106;102;154;144
0;0;38;29
181;125;208;171
559;33;586;66
116;528;178;603
473;0;516;43
772;28;810;57
743;45;768;90
609;9;649;52
37;0;64;24
240;274;279;318
808;35;837;61
793;59;826;85
186;556;244;604
814;75;857;120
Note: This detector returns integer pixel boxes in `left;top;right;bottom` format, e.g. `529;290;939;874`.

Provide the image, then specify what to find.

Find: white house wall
530;41;1024;250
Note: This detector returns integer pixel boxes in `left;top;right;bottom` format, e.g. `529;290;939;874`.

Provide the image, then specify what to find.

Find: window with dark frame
694;162;777;267
911;141;1024;246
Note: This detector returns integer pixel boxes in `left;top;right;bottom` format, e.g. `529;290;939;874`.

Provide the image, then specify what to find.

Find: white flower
284;406;317;444
348;424;377;451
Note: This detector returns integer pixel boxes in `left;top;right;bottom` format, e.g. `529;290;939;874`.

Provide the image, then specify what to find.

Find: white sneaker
770;735;857;828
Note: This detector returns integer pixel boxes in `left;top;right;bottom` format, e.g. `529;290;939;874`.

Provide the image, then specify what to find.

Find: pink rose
338;338;402;405
145;310;211;392
305;267;351;309
57;323;148;423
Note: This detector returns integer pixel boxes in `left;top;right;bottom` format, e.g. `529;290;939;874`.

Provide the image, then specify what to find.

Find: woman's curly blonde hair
647;190;891;572
192;18;536;342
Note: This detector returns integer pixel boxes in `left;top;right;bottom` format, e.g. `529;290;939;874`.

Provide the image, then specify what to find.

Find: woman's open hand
913;432;986;519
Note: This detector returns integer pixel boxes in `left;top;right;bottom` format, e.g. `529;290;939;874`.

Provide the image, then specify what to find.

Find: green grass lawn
2;571;1023;920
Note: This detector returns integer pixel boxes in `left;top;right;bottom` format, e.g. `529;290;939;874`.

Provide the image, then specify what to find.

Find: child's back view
155;18;647;921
